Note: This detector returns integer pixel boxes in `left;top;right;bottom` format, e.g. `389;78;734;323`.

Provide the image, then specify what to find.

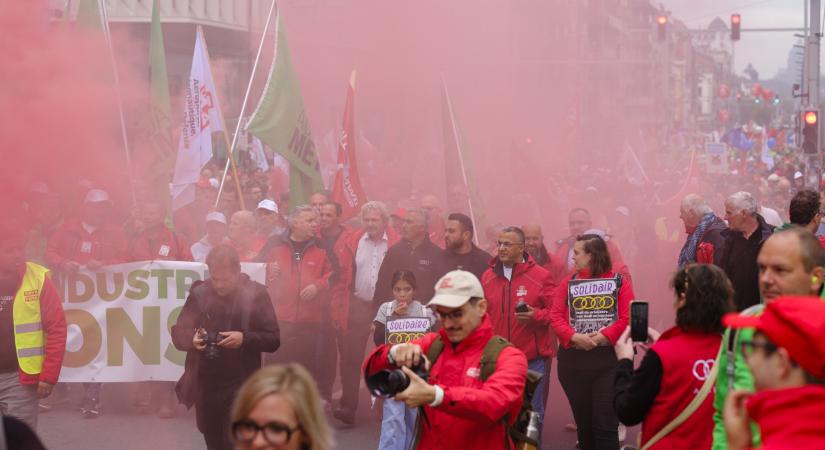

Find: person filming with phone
612;264;734;450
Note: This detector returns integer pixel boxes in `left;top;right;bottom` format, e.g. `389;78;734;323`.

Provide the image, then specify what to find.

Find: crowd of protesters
2;150;825;450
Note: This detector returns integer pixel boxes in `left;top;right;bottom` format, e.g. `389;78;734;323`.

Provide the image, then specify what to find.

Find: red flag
331;71;368;220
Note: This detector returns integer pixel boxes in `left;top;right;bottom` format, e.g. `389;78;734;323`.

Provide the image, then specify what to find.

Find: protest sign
58;260;265;382
567;277;619;334
385;316;431;344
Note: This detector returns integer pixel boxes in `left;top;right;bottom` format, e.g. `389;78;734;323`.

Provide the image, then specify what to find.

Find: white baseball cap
84;189;110;204
205;211;227;225
257;199;279;214
427;270;484;309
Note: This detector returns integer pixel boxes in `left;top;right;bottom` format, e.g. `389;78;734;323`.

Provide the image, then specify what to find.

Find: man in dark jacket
443;213;491;279
678;194;727;267
720;191;775;311
373;208;447;306
171;244;279;450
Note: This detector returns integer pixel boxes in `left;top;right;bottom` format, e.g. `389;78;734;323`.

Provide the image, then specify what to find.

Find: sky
662;0;807;79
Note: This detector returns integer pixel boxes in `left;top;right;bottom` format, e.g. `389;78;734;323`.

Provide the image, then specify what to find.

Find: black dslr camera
365;361;429;398
201;330;223;360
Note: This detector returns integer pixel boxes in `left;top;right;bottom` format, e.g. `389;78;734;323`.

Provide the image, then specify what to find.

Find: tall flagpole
215;0;278;209
98;0;137;207
196;26;246;210
442;76;479;245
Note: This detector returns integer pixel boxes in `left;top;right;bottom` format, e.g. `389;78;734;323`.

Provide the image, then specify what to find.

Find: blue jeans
378;398;417;450
528;358;550;445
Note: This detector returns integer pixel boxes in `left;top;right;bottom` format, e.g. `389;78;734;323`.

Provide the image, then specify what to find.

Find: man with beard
443;213;491;280
522;223;565;284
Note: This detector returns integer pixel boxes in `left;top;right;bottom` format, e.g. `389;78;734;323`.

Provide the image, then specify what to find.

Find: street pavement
38;359;638;450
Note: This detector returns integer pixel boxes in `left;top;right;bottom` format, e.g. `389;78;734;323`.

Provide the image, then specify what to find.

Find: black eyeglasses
496;240;523;249
740;339;777;356
231;420;301;446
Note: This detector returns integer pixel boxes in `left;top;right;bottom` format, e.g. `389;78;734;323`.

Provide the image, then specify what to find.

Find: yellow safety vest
12;263;48;375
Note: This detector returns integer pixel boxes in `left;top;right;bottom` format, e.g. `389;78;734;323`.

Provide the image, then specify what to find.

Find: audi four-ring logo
387;332;426;344
570;296;616;310
692;359;715;381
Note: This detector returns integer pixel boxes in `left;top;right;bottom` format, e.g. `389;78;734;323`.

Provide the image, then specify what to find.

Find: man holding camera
363;270;527;450
172;244;280;450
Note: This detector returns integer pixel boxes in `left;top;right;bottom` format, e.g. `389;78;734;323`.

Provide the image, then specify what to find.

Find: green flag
148;0;174;180
246;12;324;210
76;0;102;29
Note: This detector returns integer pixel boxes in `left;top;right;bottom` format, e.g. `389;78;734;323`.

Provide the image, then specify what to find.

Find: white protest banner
385;316;431;344
58;260;265;382
567;277;619;334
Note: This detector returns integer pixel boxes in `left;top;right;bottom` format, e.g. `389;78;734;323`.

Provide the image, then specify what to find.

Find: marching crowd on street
1;162;825;450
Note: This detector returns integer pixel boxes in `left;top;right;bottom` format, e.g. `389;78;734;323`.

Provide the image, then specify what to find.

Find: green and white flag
246;11;324;210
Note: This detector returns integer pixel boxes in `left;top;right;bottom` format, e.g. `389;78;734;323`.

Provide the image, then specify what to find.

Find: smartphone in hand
630;301;649;342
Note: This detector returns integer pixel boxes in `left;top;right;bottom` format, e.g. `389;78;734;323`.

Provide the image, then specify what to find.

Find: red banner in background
331;71;368;221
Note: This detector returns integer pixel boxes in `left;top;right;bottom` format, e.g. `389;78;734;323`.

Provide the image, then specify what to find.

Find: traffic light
731;14;741;41
802;110;819;154
657;15;667;41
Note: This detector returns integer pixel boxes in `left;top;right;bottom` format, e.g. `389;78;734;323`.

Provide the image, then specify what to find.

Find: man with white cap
190;212;228;263
45;188;127;418
362;270;528;450
254;199;284;241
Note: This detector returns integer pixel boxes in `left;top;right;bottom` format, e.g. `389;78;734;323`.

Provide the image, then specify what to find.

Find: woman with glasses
612;264;733;450
550;234;633;450
231;364;332;450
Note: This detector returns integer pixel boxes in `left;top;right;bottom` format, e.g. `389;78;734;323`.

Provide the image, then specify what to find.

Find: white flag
250;137;270;172
171;27;224;210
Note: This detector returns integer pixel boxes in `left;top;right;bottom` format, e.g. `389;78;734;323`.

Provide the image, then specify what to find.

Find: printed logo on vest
158;245;170;257
466;367;480;379
516;285;528;297
691;359;715;381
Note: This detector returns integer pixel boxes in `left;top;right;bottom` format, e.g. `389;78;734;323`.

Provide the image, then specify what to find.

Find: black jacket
719;214;774;311
442;245;492;281
172;274;280;400
372;235;448;306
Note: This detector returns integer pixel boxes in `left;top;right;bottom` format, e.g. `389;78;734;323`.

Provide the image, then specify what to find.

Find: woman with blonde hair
231;364;333;450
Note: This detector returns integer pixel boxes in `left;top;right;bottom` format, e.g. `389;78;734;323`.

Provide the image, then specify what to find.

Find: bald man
522;224;565;284
420;194;446;250
227;211;262;262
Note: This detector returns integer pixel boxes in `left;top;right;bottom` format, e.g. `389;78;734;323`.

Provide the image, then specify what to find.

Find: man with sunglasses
711;226;825;450
363;270;528;450
722;297;825;450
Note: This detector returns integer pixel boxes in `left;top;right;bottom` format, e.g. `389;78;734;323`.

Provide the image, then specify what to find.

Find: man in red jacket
723;297;825;450
257;205;333;380
128;200;193;262
363;270;527;450
481;226;556;444
0;227;67;428
44;188;125;418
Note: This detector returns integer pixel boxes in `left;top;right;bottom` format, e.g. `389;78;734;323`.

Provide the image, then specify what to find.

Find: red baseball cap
724;296;825;379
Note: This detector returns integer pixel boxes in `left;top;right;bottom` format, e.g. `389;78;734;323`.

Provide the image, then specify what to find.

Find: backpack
412;334;543;450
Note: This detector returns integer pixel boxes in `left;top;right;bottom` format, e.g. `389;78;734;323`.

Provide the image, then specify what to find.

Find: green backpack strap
426;336;446;367
479;336;511;381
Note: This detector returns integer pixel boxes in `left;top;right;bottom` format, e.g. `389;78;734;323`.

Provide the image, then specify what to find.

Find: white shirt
503;265;513;281
353;231;389;301
760;206;783;228
190;238;213;263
